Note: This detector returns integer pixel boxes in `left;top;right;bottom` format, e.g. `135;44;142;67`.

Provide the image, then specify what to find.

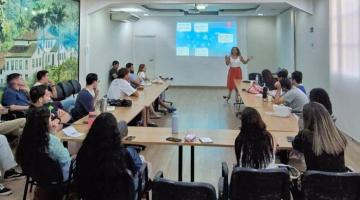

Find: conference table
56;126;297;182
56;79;300;182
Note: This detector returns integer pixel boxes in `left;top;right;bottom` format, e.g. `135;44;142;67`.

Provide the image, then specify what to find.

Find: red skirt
227;67;242;90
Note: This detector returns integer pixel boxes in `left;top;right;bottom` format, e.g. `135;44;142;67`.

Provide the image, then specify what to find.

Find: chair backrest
69;80;81;94
303;170;360;200
79;169;136;200
59;81;74;98
55;84;65;101
230;167;290;200
21;152;63;186
248;73;262;80
152;176;217;200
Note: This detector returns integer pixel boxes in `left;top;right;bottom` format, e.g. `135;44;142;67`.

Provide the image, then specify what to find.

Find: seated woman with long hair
261;69;276;90
16;106;71;180
292;102;347;172
75;113;140;200
235;107;276;169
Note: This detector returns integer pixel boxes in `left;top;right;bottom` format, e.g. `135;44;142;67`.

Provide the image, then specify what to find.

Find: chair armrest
218;162;229;200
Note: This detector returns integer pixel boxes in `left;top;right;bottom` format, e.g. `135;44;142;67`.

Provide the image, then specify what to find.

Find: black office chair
152;171;217;200
228;164;290;200
248;73;262;81
69;80;81;94
59;81;75;98
54;84;65;101
21;153;73;200
218;162;229;200
302;170;360;200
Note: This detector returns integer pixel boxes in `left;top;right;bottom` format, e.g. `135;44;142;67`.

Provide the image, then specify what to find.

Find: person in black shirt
292;102;347;172
109;60;120;84
29;85;71;131
75;113;139;200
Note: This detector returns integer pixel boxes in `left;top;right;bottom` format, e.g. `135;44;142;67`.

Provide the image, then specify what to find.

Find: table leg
178;145;183;181
142;108;147;127
191;146;195;182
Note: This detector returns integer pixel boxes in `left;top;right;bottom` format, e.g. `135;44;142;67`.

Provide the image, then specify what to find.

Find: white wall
295;0;330;92
247;17;277;74
329;0;360;141
276;9;295;72
87;8;133;96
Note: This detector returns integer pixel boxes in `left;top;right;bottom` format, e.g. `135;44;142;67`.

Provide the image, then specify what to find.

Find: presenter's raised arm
240;56;253;64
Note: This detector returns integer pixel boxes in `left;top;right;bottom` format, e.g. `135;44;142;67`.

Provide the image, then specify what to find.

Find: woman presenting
224;47;253;103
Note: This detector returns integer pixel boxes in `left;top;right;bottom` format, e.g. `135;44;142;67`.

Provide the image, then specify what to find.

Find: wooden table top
234;79;299;132
124;127;297;150
130;82;170;106
57;126;296;151
56;105;144;141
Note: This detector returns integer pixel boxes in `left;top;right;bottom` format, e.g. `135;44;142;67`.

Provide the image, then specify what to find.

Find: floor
3;87;360;199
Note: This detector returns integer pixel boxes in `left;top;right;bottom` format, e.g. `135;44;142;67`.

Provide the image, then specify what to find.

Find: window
6;61;9;70
330;0;360;78
11;60;14;70
32;59;35;68
36;58;38;67
25;74;29;81
15;60;18;70
19;60;23;70
25;60;28;70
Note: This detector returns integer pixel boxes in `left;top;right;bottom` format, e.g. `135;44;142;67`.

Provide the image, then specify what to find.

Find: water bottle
100;97;107;113
171;112;178;134
88;112;96;127
263;87;268;101
255;74;259;84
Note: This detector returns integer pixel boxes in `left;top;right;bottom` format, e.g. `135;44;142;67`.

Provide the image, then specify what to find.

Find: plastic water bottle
172;112;178;134
100;97;107;113
255;74;259;84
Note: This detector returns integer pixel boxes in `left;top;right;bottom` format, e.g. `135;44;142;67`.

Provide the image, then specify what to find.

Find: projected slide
176;21;237;57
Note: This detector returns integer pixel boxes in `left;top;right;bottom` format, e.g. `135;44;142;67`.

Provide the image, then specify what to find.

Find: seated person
109;60;120;84
0;134;24;196
108;68;157;126
292;102;347;172
16;106;71;180
30;85;71;131
71;73;99;121
126;62;141;88
75;113;143;200
309;88;334;119
235;107;276;169
2;73;30;113
137;64;149;82
34;70;58;99
261;69;276;90
0;104;25;138
291;71;306;94
274;78;309;113
277;68;288;81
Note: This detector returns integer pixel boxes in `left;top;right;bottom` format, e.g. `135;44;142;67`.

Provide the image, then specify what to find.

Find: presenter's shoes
223;96;230;103
167;107;177;113
0;184;12;196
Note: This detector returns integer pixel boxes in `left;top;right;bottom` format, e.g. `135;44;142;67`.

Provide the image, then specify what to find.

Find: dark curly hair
16;106;51;167
75;113;136;200
235;107;274;169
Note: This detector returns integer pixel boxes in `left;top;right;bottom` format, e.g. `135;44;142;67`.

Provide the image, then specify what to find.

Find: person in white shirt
137;64;149;83
107;68;157;127
108;68;139;100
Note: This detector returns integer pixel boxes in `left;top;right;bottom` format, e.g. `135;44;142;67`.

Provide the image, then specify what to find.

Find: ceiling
110;3;292;17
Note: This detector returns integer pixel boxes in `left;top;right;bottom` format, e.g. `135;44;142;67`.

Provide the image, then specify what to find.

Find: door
133;35;156;79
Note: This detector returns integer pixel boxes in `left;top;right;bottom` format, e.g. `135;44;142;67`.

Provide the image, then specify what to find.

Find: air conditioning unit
110;11;139;23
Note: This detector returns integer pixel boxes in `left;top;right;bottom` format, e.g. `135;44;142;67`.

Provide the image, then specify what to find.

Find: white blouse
229;56;241;68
